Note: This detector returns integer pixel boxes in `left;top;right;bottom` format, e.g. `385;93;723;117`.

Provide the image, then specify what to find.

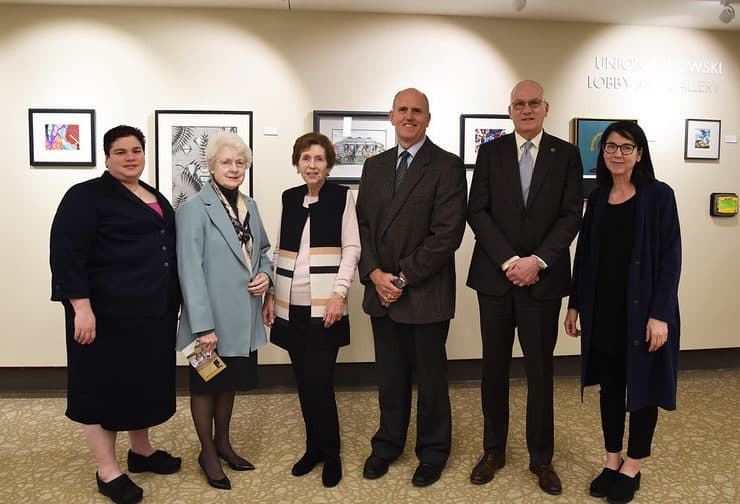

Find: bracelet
333;290;346;300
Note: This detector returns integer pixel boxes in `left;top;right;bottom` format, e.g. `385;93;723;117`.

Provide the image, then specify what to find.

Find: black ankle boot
607;472;641;504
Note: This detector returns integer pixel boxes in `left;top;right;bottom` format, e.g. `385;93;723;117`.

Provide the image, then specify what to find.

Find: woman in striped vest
262;132;360;487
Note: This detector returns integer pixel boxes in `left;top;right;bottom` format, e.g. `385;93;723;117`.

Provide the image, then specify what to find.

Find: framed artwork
313;110;395;183
155;110;253;209
574;118;637;193
28;108;96;166
684;119;721;160
459;114;514;169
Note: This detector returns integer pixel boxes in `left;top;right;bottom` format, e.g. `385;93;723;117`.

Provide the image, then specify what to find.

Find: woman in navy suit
50;125;181;504
565;121;681;504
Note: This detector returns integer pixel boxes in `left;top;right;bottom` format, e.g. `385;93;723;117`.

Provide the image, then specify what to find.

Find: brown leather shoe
470;451;505;485
529;463;562;495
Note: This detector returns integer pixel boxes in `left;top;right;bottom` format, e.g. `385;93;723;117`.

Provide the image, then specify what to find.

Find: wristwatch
392;275;407;289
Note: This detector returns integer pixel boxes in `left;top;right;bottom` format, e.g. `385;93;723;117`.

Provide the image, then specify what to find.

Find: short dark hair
595;121;656;188
103;125;145;157
291;132;336;168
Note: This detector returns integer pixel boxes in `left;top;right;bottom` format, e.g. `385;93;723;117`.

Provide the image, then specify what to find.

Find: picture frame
313;110;395;183
459;114;514;169
155;110;253;209
684;119;721;160
28;108;96;166
573;117;637;194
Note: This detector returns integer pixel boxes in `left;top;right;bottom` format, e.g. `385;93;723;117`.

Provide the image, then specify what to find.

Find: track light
720;0;735;24
512;0;527;13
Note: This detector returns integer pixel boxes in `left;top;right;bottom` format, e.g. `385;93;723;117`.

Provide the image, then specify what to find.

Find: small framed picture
28;108;96;166
684;119;721;160
313;110;396;184
155;110;253;209
574;117;637;194
459;114;514;169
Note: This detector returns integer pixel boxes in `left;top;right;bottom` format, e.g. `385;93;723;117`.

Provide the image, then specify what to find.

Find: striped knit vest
274;182;348;324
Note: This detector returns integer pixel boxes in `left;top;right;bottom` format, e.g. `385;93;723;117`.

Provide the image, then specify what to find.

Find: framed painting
574;117;637;193
459;114;514;169
313;110;395;183
28;108;96;166
684;119;721;160
155;110;253;209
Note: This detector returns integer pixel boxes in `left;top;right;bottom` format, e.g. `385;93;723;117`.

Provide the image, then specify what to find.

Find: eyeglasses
217;159;247;169
510;99;544;111
603;142;637;155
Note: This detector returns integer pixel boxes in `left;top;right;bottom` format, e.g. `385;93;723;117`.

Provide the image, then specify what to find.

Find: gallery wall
1;5;738;366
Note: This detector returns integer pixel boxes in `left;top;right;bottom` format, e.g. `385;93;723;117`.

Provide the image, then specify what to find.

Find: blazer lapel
105;171;166;225
200;184;250;270
380;140;430;236
525;132;553;210
500;134;526;210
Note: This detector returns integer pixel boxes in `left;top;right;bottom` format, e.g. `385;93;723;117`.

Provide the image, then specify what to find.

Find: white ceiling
2;0;739;31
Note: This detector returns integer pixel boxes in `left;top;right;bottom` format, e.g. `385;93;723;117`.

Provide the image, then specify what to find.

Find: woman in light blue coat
176;132;272;491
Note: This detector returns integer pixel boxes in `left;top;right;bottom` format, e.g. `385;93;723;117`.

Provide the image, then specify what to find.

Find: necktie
395;150;410;190
519;141;534;203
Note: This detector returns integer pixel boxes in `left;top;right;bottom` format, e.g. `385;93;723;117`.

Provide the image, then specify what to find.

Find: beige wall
1;6;738;366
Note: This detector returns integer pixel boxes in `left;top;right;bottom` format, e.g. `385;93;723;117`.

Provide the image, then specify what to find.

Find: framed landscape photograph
313;110;395;183
460;114;514;169
684;119;721;160
28;108;96;166
574;117;637;194
155;110;253;209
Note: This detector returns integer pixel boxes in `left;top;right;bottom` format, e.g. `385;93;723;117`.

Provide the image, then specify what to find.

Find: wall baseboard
1;348;737;395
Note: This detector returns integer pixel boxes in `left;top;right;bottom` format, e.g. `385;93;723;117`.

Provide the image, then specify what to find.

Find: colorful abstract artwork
460;114;514;168
29;109;95;166
684;119;721;160
45;124;80;151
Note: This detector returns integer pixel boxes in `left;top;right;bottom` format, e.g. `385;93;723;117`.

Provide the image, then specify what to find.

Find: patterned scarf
211;181;253;276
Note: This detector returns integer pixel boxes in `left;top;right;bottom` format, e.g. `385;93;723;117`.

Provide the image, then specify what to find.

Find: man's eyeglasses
603;142;637;155
217;159;247;169
510;99;544;111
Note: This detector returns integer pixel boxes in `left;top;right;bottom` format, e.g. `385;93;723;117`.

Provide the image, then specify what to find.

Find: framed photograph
313;110;395;183
574;118;637;194
684;119;721;160
460;114;514;169
155;110;253;209
28;108;96;166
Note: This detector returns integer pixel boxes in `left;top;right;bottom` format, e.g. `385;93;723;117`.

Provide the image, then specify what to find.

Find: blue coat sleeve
648;185;682;323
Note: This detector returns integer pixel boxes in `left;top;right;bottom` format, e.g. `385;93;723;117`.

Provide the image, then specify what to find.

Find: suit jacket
175;183;273;357
50;171;179;319
356;138;467;324
569;182;681;411
467;131;583;299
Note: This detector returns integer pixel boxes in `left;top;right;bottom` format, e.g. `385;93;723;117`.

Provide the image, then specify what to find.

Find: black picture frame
313;110;395;183
684;119;721;160
155;110;253;209
459;113;513;169
573;117;637;195
28;108;96;166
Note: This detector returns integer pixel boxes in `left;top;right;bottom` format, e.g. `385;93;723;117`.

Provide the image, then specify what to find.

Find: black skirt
64;303;177;431
188;352;258;394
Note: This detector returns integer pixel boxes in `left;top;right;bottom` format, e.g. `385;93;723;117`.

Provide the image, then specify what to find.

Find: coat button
161;246;167;251
633;340;640;347
632;299;639;304
160;229;166;235
634;260;640;265
164;262;169;268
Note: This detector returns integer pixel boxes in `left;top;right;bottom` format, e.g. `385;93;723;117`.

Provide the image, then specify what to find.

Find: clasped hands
370;269;403;308
506;256;540;287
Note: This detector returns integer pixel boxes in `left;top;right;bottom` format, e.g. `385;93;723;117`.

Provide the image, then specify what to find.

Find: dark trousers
477;290;561;465
370;316;451;467
286;306;341;460
592;351;658;459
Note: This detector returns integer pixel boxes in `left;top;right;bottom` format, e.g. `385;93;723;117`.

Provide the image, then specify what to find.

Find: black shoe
590;464;622;498
322;456;342;488
292;451;323;476
96;472;143;504
363;454;389;480
127;449;182;474
198;455;231;490
411;463;443;487
217;451;255;471
607;472;641;504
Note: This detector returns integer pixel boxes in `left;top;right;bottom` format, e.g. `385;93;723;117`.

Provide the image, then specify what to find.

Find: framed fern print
155;110;253;208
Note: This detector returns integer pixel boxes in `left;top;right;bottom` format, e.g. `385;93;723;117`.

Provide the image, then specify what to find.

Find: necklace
131;184;144;200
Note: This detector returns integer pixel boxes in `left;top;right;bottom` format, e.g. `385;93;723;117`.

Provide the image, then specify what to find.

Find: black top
592;195;636;354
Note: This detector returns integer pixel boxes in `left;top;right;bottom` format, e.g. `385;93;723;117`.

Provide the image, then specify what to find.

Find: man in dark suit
356;88;467;487
466;80;583;495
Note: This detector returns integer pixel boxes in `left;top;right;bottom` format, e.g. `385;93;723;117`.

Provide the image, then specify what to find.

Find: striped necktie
519;141;534;203
395;150;410;191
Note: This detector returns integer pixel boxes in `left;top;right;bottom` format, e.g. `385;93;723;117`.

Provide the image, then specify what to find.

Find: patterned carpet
0;369;737;503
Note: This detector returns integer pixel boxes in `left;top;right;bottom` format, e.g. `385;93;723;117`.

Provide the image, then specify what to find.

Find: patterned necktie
395;150;410;191
519;141;534;203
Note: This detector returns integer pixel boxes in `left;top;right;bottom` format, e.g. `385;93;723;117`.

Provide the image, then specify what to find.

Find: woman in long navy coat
50;125;181;504
565;121;681;504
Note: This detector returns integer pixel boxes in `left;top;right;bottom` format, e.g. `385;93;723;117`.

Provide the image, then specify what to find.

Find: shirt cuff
501;255;520;271
533;255;548;270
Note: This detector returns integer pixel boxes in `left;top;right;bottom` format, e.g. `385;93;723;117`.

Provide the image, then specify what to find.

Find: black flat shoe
590;461;623;498
96;472;143;504
607;472;641;504
198;455;231;490
292;451;322;476
218;452;255;471
127;449;182;474
411;463;443;487
363;454;390;480
322;456;342;488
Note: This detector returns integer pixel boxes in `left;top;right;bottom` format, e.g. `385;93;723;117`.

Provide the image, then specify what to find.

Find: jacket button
633;340;640;347
164;262;169;268
160;229;166;234
161;246;167;251
632;299;639;304
634;260;640;265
